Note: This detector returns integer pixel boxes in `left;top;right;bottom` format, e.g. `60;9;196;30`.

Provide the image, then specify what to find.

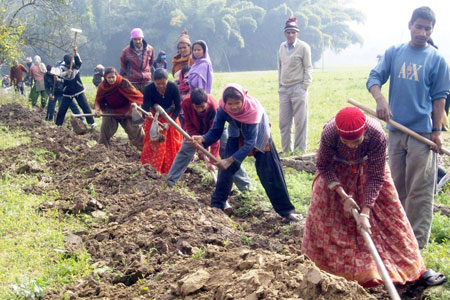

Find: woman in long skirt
140;69;182;174
301;107;440;287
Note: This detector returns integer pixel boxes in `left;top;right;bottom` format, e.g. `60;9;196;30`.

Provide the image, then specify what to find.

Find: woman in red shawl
302;107;446;288
94;67;144;149
140;68;182;174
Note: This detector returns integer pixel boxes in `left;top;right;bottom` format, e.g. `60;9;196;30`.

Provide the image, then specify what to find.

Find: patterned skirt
140;116;182;174
301;162;426;287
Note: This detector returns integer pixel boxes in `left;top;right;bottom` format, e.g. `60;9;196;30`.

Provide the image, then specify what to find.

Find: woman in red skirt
140;68;182;174
301;107;442;288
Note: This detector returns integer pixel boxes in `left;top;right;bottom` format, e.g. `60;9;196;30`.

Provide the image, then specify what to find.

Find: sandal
419;269;447;287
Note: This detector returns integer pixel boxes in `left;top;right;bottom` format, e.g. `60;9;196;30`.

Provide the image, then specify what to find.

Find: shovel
348;98;450;156
352;209;401;300
70;116;89;135
153;104;220;165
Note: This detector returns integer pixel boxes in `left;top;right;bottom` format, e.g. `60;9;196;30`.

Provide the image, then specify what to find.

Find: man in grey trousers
366;6;450;248
278;16;313;155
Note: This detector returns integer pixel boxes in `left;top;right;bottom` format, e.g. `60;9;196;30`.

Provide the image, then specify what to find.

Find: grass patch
436;191;450;206
422;240;450;300
0;126;30;150
0;125;91;300
28;147;56;163
431;212;450;244
0;175;91;299
234;191;257;218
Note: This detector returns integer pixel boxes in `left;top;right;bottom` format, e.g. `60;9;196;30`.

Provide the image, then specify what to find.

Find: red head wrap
335;107;367;140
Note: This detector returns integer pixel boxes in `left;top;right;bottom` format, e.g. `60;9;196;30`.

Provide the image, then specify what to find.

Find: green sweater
278;39;313;89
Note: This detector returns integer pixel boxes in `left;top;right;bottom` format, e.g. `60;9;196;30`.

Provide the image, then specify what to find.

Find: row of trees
0;0;364;72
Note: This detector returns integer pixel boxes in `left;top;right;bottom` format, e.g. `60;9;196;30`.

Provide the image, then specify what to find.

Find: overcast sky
323;0;450;66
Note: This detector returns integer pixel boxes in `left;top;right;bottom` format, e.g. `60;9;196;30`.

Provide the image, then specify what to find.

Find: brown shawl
171;54;194;76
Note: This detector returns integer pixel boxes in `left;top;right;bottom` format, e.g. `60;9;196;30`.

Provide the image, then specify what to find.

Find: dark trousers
211;137;295;217
13;81;24;95
46;94;82;121
55;93;94;126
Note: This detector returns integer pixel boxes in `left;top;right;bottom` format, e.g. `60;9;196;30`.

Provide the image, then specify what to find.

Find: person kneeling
191;83;300;222
94;67;144;149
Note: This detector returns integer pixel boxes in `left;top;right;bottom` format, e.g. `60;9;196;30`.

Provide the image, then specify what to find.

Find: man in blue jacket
366;6;450;249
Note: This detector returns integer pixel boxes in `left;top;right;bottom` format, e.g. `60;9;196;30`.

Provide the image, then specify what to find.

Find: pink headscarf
218;83;264;124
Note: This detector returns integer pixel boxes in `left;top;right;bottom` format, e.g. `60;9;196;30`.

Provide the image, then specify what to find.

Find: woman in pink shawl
187;40;213;94
191;83;300;222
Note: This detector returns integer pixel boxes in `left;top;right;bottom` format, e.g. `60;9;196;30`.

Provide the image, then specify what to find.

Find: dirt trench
0;103;393;299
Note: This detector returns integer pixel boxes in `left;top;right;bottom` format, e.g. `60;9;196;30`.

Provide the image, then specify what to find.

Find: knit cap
335;107;367;140
178;30;191;46
284;17;300;32
130;28;144;39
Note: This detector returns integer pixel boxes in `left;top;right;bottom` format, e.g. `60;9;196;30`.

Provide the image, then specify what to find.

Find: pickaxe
69;28;82;71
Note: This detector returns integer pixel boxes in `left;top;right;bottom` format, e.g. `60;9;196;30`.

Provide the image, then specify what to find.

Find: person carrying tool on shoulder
366;6;450;251
301;107;448;288
94;67;145;149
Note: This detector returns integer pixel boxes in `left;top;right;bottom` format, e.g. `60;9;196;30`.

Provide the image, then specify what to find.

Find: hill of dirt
0;103;399;299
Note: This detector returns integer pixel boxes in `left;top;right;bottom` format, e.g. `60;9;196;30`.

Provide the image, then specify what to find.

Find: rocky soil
1;103;428;299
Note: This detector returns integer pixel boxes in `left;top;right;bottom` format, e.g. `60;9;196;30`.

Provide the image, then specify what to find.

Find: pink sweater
30;65;44;81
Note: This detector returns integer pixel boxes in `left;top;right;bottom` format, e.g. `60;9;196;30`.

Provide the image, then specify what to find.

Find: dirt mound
0;103;386;299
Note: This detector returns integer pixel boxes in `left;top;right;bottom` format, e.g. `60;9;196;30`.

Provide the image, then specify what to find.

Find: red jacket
120;40;154;84
10;64;28;82
182;94;220;158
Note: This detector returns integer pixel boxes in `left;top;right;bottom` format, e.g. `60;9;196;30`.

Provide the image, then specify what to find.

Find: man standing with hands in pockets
278;16;313;156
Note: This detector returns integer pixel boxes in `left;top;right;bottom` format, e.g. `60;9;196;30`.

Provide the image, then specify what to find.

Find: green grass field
0;68;449;299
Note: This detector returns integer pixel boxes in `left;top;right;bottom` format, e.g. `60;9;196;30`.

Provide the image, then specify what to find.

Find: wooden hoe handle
348;98;450;156
154;104;220;164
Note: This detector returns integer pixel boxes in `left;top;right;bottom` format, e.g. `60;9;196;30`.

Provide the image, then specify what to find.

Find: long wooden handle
133;104;164;128
348;98;450;156
154;104;220;163
72;113;126;118
352;209;401;300
69;32;78;71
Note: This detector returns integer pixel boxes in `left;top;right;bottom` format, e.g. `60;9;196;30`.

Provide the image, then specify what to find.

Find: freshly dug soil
1;102;424;299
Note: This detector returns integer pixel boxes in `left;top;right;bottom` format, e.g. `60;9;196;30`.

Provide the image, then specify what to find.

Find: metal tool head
70;28;82;33
150;110;161;141
70;116;89;135
50;67;61;76
131;103;144;124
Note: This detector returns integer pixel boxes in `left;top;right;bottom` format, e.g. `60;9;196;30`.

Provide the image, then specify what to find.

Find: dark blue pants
211;137;295;217
55;93;94;126
46;94;82;122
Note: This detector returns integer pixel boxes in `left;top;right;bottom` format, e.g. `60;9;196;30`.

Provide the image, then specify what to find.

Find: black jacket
44;73;64;97
61;54;85;97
